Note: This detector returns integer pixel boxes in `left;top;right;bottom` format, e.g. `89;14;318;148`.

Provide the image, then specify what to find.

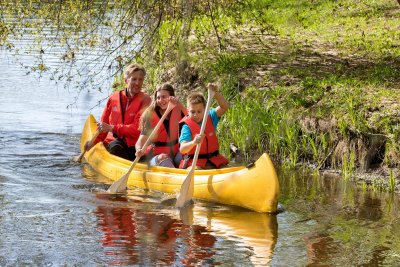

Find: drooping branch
206;0;222;52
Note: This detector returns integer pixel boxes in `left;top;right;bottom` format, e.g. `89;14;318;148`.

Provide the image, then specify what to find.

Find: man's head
124;64;146;95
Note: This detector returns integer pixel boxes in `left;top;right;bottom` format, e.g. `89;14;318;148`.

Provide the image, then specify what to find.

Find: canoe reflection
94;195;277;266
188;205;278;265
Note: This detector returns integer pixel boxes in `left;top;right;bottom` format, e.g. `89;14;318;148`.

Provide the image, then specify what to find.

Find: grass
388;169;396;192
140;0;400;190
342;151;356;181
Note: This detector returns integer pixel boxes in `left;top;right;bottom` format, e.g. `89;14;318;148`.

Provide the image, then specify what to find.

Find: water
1;39;400;267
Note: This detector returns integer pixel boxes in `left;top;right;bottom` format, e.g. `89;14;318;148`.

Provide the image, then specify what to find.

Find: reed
342;151;355;181
361;181;367;192
388;169;396;193
219;86;301;165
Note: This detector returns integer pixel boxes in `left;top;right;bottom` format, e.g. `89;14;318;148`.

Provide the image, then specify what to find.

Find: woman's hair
124;63;146;79
139;83;175;131
187;92;205;107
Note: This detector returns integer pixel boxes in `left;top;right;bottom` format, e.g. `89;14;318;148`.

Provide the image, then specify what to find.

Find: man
85;63;151;160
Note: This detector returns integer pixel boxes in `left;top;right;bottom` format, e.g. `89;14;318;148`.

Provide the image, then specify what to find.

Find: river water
1;43;400;266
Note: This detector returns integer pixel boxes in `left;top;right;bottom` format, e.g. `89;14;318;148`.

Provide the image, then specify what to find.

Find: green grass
140;0;400;190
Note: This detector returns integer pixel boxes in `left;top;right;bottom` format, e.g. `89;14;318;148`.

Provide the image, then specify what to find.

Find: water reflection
357;193;383;221
191;206;278;266
278;168;400;266
94;194;278;266
94;196;215;266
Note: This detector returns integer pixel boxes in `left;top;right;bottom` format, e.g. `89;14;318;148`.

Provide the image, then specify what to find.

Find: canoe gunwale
80;114;280;213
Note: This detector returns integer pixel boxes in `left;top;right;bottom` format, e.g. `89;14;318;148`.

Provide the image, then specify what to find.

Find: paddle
75;129;100;163
107;101;176;194
176;87;215;208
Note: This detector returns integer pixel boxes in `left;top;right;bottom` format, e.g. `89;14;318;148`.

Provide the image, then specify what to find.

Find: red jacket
96;89;151;147
179;115;229;168
150;107;184;157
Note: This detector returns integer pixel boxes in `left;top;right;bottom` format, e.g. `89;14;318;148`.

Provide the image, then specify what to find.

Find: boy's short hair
124;63;146;79
187;92;206;107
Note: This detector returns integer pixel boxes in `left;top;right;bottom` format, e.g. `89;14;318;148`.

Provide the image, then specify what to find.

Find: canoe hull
81;114;279;213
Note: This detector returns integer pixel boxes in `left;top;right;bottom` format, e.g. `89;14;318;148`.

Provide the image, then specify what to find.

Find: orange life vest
96;90;150;147
150;107;183;157
179;115;229;168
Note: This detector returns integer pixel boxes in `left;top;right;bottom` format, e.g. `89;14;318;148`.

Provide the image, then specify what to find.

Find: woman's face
156;90;171;110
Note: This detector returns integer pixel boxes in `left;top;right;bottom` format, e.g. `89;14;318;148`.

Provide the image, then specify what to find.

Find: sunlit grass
342;151;355;181
144;0;400;191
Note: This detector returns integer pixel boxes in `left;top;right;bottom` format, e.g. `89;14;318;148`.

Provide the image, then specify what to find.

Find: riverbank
136;0;400;190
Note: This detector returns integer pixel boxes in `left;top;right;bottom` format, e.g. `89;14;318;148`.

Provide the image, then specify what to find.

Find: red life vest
150;107;183;156
96;90;150;147
179;115;229;168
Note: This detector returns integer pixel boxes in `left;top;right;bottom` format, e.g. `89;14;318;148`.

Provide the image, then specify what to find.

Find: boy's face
188;103;205;123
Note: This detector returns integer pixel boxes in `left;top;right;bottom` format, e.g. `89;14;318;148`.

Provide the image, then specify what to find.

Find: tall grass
218;85;303;167
342;151;356;181
142;0;400;191
388;169;396;193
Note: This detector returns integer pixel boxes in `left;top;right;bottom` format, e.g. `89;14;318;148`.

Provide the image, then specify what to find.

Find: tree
0;0;232;91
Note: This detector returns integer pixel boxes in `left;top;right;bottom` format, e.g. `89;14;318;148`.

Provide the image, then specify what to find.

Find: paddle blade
175;170;195;208
107;173;128;194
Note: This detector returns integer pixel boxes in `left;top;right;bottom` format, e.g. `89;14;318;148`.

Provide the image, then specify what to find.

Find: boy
179;83;230;169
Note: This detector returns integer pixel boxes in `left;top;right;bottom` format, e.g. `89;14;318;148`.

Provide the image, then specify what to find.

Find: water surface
1;39;400;267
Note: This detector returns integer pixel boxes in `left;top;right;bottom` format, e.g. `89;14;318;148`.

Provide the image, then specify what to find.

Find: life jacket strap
187;150;220;159
153;139;178;147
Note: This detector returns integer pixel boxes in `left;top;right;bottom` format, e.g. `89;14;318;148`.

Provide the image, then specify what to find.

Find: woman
135;83;187;167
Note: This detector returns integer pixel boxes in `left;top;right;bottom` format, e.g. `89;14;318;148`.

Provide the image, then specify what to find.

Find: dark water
1;47;400;266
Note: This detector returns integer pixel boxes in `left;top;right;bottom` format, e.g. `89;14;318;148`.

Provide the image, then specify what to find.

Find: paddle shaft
107;102;176;193
126;102;176;176
176;88;215;207
189;91;214;167
77;129;99;162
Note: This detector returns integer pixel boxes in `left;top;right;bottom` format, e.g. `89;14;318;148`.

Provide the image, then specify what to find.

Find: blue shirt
179;108;220;143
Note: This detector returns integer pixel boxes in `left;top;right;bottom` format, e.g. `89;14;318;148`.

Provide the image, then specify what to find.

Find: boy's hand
207;83;219;94
193;133;205;144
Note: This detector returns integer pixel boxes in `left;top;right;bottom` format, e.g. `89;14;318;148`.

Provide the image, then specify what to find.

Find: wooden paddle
75;129;100;163
107;101;176;194
176;87;215;208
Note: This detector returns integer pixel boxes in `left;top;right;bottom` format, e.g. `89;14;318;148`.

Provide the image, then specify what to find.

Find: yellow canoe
80;114;280;213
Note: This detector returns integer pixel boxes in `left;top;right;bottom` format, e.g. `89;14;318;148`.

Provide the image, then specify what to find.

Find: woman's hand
156;154;169;164
168;96;179;105
135;148;145;158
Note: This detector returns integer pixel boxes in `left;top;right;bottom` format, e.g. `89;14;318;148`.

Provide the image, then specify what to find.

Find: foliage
1;0;400;188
